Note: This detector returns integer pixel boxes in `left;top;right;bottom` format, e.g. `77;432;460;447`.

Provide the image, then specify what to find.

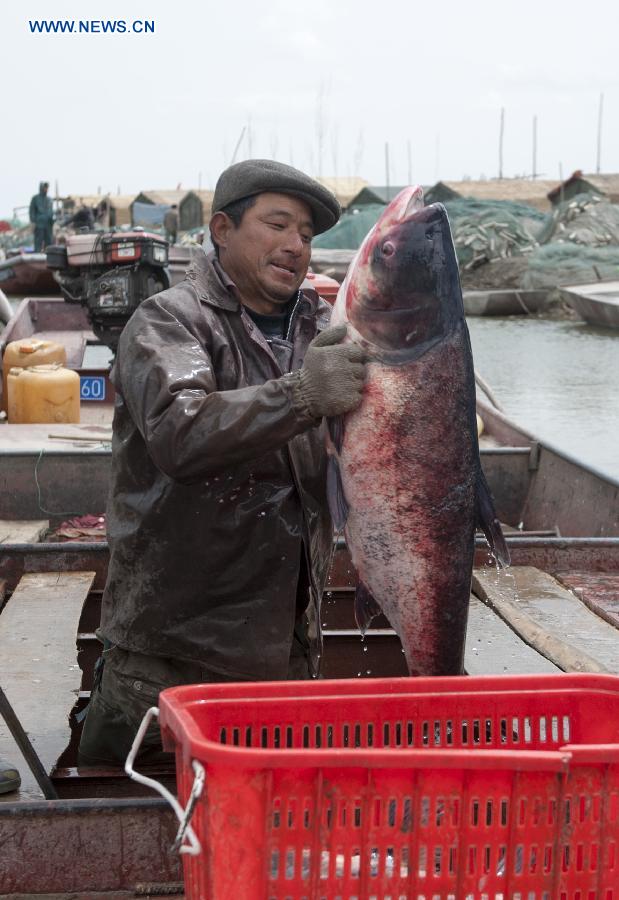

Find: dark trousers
33;225;53;251
78;634;311;767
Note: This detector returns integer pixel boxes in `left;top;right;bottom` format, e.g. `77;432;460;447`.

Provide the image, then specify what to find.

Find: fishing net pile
451;193;619;290
520;194;619;289
536;193;619;247
310;190;619;291
312;204;385;250
443;199;546;271
521;244;619;289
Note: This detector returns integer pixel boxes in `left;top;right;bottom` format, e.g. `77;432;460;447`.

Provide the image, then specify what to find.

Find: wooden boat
0;251;59;296
560;280;619;329
2;312;619;893
462;288;548;316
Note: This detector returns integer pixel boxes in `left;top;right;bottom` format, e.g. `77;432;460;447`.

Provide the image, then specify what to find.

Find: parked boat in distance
463;288;548;316
560;280;619;329
0;251;59;296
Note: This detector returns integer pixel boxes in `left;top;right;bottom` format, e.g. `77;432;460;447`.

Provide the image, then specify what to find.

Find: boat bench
0;570;94;800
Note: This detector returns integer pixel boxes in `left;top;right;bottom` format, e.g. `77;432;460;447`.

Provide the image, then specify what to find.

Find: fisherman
66;204;95;231
29;182;54;251
163;203;179;244
78;159;367;766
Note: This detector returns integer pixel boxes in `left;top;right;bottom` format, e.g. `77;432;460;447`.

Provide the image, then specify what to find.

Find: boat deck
1;532;618;805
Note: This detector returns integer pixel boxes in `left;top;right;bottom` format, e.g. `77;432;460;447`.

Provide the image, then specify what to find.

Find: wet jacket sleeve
114;296;317;482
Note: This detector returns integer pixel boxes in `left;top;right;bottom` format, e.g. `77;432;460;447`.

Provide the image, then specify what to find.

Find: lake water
3;295;618;480
468;316;619;481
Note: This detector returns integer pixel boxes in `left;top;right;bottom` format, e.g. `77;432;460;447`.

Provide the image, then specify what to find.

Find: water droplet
357;672;362;677
259;511;266;517
366;670;371;675
363;645;368;652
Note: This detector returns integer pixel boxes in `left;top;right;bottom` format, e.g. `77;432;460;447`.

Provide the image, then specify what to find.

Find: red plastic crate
158;674;619;899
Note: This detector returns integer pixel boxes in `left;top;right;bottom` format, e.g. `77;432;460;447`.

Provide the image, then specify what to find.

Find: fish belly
341;331;477;675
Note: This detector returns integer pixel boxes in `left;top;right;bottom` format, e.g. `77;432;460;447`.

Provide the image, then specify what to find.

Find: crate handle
125;706;205;856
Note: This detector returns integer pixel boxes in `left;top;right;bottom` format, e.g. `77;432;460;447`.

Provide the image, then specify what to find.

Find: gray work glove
297;324;367;418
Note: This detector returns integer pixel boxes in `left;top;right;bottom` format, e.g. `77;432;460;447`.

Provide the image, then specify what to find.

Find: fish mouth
401;190;425;220
359;295;436;315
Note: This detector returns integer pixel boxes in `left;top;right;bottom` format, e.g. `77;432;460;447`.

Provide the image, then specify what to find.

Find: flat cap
212;159;340;235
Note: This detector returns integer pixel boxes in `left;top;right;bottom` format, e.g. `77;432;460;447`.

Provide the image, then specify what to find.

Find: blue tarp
132;201;170;227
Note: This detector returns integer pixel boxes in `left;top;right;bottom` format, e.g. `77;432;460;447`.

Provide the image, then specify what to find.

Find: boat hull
0;253;59;295
561;280;619;328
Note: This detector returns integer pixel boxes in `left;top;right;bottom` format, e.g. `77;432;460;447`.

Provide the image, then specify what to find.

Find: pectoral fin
327;415;345;455
477;468;510;567
327;455;349;533
355;582;383;635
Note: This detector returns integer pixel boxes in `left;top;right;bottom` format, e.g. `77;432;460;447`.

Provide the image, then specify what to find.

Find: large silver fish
328;187;509;675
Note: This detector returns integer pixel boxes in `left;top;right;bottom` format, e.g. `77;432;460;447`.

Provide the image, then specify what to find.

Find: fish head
342;187;463;355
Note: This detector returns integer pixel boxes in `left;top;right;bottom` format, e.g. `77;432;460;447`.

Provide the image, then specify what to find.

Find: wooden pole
247;117;253;158
596;92;604;174
0;686;58;800
230;126;246;166
499;107;505;179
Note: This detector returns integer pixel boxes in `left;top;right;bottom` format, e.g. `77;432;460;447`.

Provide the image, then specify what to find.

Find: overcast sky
2;0;617;215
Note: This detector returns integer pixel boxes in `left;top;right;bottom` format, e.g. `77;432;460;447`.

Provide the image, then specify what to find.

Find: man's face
215;192;314;313
41;184;48;195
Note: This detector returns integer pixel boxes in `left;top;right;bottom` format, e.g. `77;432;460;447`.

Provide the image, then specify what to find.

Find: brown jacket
99;250;334;679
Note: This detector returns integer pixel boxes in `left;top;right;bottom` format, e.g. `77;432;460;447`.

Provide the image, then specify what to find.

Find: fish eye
382;241;395;257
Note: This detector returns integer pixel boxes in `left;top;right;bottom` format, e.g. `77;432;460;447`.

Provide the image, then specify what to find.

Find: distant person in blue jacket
29;182;54;251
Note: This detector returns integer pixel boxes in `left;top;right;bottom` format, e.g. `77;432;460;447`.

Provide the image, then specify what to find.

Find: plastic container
1;338;67;412
158;674;619;899
7;364;80;424
303;271;341;304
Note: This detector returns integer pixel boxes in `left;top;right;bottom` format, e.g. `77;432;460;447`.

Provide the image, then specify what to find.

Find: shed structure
180;191;215;229
315;177;369;211
425;179;558;211
131;190;188;227
64;194;134;227
347;185;409;208
547;171;619;206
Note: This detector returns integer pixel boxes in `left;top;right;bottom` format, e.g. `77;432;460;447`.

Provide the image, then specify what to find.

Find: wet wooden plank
0;519;48;544
473;566;619;674
0;571;95;800
555;572;619;630
322;592;561;677
465;595;560;675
